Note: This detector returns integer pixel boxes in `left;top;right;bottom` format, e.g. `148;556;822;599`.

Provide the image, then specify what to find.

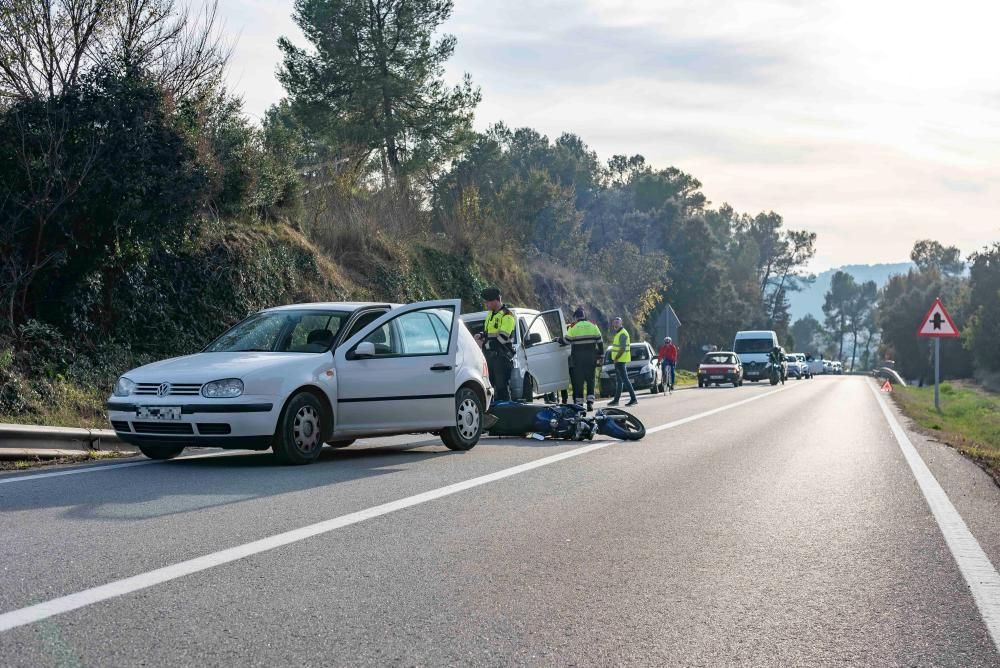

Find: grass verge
892;382;1000;481
0;449;134;472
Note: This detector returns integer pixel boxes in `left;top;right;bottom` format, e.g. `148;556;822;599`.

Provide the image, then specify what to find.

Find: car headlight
202;378;244;398
113;377;136;397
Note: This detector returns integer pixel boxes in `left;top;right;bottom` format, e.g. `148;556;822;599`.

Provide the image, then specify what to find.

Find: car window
287;313;341;352
341;309;387;344
360;307;454;357
734;338;775;354
631;345;650;361
527;314;552;343
703;353;735;364
204;310;348;353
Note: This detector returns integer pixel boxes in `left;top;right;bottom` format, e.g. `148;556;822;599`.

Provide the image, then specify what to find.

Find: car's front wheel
138;444;185;460
441;387;483;451
273;392;326;465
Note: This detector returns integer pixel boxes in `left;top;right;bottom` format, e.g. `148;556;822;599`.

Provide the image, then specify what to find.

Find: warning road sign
917;298;960;338
880;379;892;392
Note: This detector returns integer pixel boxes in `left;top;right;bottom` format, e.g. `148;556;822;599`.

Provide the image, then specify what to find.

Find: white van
461;308;570;401
733;330;780;382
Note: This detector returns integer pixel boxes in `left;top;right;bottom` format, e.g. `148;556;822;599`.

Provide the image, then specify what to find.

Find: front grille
132;422;194;435
110;420;131;432
197;423;231;435
135;383;203;396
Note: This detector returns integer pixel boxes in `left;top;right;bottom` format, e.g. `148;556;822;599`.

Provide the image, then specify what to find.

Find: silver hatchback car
107;299;493;464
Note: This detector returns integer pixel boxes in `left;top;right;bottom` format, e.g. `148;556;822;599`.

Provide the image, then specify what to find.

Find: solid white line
0;450;259;485
0;386;793;633
869;381;1000;651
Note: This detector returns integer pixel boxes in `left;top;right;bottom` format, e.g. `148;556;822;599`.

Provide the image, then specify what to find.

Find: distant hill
788;262;914;322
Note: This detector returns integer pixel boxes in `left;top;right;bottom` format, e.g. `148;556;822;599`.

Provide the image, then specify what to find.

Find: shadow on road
0;442;461;521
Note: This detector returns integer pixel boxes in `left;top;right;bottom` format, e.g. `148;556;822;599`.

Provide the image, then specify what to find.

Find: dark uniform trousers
486;352;513;402
570;349;597;402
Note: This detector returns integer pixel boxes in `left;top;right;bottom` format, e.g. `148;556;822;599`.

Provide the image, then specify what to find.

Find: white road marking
0;386;792;633
870;380;1000;651
646;385;790;434
0;450;258;485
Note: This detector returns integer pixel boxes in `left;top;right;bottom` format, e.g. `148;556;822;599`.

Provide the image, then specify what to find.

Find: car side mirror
525;332;542;347
350;341;376;359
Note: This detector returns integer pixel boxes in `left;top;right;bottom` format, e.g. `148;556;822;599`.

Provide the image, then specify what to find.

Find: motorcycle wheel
597;408;646;441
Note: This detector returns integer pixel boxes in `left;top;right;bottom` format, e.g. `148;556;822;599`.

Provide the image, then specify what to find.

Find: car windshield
734;338;775;354
204;310;350;353
703;354;735;365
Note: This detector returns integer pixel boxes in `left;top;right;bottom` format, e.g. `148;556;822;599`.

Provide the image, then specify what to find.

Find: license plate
136;406;181;420
710;375;724;380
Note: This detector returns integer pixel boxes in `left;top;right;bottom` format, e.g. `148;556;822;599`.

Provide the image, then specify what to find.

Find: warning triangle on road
917;298;960;338
880;379;892;392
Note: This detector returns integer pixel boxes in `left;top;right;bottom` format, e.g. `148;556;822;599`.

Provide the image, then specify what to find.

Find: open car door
333;299;461;435
521;309;571;396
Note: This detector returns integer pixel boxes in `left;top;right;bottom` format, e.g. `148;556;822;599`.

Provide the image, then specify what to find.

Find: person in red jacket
658;337;678;391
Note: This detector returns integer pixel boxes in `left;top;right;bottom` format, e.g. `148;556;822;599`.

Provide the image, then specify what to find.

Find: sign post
916;297;960;412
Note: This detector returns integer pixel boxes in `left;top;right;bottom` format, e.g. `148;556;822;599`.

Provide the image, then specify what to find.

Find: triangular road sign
917;298;960;338
880;379;892;392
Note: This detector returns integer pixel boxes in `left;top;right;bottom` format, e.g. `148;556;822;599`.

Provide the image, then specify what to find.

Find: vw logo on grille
157;383;170;397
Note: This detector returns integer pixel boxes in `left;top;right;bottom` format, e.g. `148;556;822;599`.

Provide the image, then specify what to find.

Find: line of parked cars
696;329;843;388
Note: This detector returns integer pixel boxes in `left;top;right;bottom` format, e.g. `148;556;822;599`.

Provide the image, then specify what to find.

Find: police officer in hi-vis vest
480;287;516;402
565;307;604;411
607;316;638;407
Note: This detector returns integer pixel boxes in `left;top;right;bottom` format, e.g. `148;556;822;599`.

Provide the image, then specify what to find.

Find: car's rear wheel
441;387;483;451
273;392;325;465
519;374;535;402
138;444;185;460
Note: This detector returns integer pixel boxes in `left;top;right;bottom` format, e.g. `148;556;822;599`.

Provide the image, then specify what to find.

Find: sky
218;0;999;271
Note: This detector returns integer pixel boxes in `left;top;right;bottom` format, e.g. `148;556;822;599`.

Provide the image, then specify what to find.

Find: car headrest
307;329;333;346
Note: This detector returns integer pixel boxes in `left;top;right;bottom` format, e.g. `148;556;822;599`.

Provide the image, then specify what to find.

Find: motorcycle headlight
113;377;136;397
202;378;244;398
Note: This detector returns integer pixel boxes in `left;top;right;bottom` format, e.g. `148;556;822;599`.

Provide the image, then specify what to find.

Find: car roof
262;302;395;313
462;307;540;320
734;330;778;338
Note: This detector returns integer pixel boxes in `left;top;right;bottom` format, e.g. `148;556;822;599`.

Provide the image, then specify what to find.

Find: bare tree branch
0;0;229;102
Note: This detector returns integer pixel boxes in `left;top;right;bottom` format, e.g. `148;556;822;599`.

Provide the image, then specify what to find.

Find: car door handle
430;364;453;371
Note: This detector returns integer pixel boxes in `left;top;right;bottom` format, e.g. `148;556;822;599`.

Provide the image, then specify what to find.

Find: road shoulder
878;380;1000;581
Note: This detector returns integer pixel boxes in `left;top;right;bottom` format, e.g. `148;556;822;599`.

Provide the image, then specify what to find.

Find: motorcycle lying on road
486;402;646;441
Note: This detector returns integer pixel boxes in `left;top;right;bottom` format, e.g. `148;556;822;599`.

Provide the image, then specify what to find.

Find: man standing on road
481;287;516;403
658;336;678;392
565;307;604;411
607;317;638;407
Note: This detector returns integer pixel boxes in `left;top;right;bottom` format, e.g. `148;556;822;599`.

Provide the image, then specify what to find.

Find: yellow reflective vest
484;307;516;355
608;327;632;363
566;320;603;355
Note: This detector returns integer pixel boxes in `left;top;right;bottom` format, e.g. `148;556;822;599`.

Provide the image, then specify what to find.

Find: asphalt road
1;376;999;666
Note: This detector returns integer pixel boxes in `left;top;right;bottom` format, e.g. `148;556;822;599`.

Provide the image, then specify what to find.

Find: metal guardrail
0;423;134;457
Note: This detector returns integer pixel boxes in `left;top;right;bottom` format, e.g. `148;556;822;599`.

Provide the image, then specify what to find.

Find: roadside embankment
892;382;1000;481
